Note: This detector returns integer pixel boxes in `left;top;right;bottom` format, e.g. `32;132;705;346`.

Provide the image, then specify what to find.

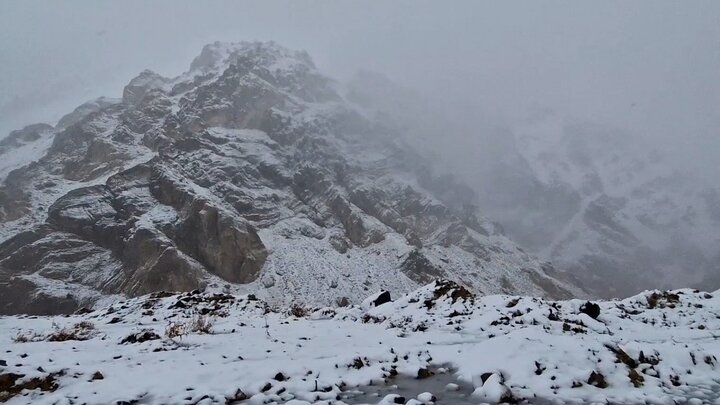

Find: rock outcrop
0;41;581;314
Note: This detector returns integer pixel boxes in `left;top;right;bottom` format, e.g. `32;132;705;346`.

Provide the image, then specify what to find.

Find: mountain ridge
0;41;581;315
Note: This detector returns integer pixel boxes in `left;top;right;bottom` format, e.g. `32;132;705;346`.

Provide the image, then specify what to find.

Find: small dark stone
261;382;272;392
0;360;6;367
480;372;494;384
587;371;608;388
373;291;392;307
227;388;247;403
579;302;600;319
393;396;405;404
417;367;434;379
91;371;104;381
273;372;286;382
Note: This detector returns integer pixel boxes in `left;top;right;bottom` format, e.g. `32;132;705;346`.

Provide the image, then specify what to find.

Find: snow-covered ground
1;281;719;405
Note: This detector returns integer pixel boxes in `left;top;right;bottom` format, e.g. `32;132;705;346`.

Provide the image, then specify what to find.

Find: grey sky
1;1;719;172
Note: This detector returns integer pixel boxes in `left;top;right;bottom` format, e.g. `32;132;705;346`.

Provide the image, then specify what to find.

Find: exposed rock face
400;250;443;284
0;41;581;314
56;97;121;129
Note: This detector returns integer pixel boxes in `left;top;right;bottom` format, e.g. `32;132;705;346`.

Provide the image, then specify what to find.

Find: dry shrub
12;333;33;343
290;305;308;318
46;321;96;342
165;322;187;340
121;329;161;344
14;322;97;343
165;316;213;340
190;316;213;334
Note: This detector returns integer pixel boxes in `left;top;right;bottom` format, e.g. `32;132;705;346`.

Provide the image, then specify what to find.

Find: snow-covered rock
0;42;580;315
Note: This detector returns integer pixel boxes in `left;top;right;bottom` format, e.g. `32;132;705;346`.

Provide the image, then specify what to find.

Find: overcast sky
1;1;719;172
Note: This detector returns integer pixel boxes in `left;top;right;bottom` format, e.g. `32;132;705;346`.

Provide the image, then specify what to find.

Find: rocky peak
0;42;582;315
122;70;171;106
190;41;315;75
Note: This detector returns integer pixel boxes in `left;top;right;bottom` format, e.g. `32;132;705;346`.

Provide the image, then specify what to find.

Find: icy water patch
337;365;566;405
341;368;720;405
340;366;478;405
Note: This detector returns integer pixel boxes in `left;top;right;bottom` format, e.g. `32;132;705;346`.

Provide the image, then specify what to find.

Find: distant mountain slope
347;74;720;298
0;42;579;315
476;113;720;298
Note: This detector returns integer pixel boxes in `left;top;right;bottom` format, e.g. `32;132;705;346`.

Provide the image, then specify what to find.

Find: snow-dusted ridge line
0;41;581;315
1;281;718;404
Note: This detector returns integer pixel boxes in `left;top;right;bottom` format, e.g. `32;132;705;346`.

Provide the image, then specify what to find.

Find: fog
2;2;719;157
1;1;719;295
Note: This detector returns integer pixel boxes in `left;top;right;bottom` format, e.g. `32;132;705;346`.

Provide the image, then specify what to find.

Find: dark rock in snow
417;367;434;379
587;371;608;388
373;291;392;307
120;329;161;344
579;301;600;319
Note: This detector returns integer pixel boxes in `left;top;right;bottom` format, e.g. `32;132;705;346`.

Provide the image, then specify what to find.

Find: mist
2;1;719;155
1;1;720;296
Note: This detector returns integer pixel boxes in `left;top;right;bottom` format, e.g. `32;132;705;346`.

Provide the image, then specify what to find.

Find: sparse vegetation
46;321;96;342
290;304;308;318
190;315;213;334
165;316;214;340
121;329;161;344
0;371;62;402
13;321;97;343
165;321;188;340
12;333;33;343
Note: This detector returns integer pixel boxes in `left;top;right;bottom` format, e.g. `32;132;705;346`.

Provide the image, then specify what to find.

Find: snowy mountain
0;42;580;315
1;281;718;404
347;73;720;299
473;112;720;298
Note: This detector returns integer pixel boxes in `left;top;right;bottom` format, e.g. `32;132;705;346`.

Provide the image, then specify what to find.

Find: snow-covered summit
189;41;316;76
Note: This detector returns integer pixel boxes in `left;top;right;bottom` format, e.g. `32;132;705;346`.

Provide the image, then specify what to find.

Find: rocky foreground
1;280;718;404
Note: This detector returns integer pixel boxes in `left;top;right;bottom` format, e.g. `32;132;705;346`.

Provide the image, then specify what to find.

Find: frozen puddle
335;365;571;405
337;366;720;405
340;365;478;405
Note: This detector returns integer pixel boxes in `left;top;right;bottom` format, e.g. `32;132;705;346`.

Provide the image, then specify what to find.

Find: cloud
1;1;718;171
